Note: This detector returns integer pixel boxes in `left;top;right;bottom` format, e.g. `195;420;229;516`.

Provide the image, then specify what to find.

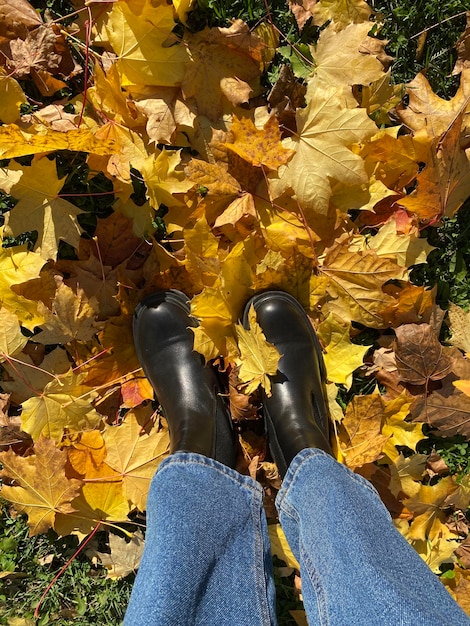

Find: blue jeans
124;449;469;625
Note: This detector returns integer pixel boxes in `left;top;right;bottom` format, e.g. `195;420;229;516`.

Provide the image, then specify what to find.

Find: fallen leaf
0;437;82;535
103;408;170;511
411;390;470;439
235;304;281;396
105;0;189;87
20;371;103;442
448;302;470;356
340;393;390;469
394;324;452;385
96;530;145;579
270;85;377;215
182;21;264;121
316;313;368;386
34;283;102;345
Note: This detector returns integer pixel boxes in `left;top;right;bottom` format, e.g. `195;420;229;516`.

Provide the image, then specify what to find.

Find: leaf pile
0;0;470;613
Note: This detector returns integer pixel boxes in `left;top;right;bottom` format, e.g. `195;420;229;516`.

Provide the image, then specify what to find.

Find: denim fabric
277;448;470;626
124;450;470;626
124;453;276;626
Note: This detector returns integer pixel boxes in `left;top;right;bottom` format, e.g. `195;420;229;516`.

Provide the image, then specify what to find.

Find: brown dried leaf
0;0;42;45
394;324;452;385
411;390;470;438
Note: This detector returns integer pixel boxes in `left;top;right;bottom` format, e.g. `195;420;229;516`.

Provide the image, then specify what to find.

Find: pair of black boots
133;290;332;477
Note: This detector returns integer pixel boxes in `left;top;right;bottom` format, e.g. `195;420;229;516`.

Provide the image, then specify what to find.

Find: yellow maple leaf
317;313;368;387
0;227;45;330
0;306;28;361
2;158;83;261
398;70;470;141
310;23;386;88
235;305;281;396
0;71;27;124
20;371;103;442
182;20;263;121
312;0;373;28
0;438;82;535
35;283;102;345
410;525;460;573
448;302;470;356
270;85;377;214
381;392;425;462
105;0;189;87
172;0;195;23
0;124;116;160
224;115;294;171
398;114;470;221
405;476;458;542
340;393;390;469
364;216;434;268
103;408;170;511
141;149;194;209
320;244;403;328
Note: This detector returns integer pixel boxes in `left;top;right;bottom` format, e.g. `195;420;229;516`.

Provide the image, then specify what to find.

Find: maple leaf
103;408;170;511
405;476;458;542
1;347;70;405
340;393;390;469
365;217;434;268
0;306;28;361
0;0;42;44
394;324;452;385
235;304;281;396
398;70;470;141
20;371;103;442
448;302;470;356
224;115;294;171
411;525;460;573
34;283;102;345
411;390;470;439
270;85;377;214
0;437;82;535
96;530;145;579
398;114;470;221
2;158;83;261
0;71;27;124
320;244;402;328
105;0;189;87
0;227;45;330
0;124;116;160
316;313;368;386
311;0;373;28
182;20;263;121
288;0;317;31
141;149;194;209
453;13;470;75
381;392;425;462
309;23;386;88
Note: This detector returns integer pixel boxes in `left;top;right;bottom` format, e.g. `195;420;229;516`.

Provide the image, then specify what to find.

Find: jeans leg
276;448;470;626
124;452;277;626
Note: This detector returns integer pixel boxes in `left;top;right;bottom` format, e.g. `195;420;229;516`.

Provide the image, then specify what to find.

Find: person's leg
124;452;276;626
126;290;277;625
277;448;470;626
245;291;469;626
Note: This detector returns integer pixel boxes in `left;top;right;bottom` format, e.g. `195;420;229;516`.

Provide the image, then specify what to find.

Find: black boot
243;291;333;477
133;290;237;467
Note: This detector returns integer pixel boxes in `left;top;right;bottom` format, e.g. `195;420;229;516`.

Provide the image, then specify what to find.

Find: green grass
371;0;468;97
0;502;132;626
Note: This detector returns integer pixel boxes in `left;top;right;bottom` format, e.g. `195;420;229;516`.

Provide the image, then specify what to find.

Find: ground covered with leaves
0;0;470;623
